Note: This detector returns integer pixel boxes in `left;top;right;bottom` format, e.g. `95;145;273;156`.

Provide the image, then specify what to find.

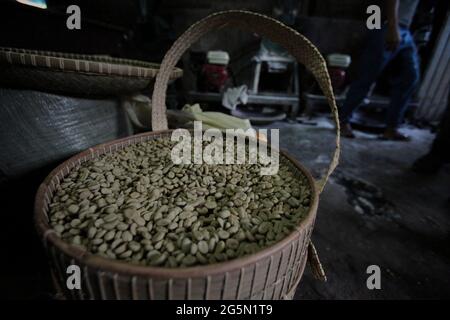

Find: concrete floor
3;116;449;300
259;117;450;299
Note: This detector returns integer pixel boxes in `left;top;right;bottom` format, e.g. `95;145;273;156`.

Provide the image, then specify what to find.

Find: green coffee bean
71;235;81;245
181;238;191;253
122;231;133;242
175;252;185;262
104;230;115;241
98;243;108;253
114;243;127;254
119;250;132;259
102;220;119;230
123;208;137;219
101;188;112;195
154;240;163;250
215;253;226;261
258;222;271;234
192;230;204;241
146;250;159;260
94;219;104;228
128;241;141;252
215;240;226;254
190;243;198;255
104;213;118;222
208;238;217;252
149;253;166;266
133;216;146;227
182;255;196;266
92;238;103;245
184;216;197;228
218;210;230;219
111;239;122;249
128;223;137;235
205;200;217;209
54;224;65;234
226;238;239;250
153;231;165;243
196;252;208;264
69;228;80;235
198;240;209;254
48;137;311;268
156;218;170;227
179;210;194;220
70;219;81;228
165;241;175;253
67;204;79;214
228;225;239;234
168;222;178;230
218;230;230;240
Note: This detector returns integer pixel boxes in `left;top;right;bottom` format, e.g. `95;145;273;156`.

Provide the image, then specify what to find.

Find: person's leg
429;89;450;160
413;93;450;173
340;27;391;136
383;28;420;140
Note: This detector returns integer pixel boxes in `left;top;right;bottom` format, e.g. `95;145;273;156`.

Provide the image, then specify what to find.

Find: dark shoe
340;123;355;138
381;128;411;141
412;152;444;174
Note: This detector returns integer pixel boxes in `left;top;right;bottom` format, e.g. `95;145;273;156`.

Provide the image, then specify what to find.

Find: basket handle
151;10;340;193
308;241;327;281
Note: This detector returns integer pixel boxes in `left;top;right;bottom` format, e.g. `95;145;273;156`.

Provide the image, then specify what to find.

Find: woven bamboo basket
34;10;340;300
0;47;182;95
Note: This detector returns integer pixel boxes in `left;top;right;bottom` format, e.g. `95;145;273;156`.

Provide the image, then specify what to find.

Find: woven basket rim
5;65;164;82
0;47;183;80
34;130;318;279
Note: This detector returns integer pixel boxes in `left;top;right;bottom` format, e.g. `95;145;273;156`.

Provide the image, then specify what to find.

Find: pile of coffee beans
48;138;311;267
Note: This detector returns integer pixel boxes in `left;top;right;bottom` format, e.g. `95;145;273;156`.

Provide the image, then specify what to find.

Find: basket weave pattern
0;47;182;95
34;10;339;300
0;47;178;78
36;132;317;300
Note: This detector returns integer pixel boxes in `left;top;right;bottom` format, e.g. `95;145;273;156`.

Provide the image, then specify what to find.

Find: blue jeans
340;25;420;128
